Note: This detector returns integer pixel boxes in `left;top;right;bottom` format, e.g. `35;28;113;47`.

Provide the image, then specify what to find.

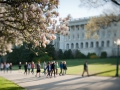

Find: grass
12;58;120;77
0;77;25;90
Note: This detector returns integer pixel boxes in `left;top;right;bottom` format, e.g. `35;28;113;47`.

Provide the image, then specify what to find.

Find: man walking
82;61;89;77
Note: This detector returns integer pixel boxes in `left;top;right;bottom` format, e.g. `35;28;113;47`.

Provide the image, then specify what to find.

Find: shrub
75;49;86;59
100;51;107;58
87;52;99;59
90;55;99;59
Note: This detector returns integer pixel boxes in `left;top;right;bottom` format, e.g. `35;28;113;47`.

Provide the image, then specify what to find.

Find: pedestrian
51;61;56;77
55;62;59;75
9;63;12;73
31;61;35;74
27;62;31;75
6;63;10;72
82;61;89;77
0;63;3;71
59;61;63;76
43;61;47;75
18;62;22;73
3;62;6;73
63;61;67;75
46;62;51;78
24;62;28;75
35;61;41;77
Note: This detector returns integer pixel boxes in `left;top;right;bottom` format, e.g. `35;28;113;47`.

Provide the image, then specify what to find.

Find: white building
53;17;120;57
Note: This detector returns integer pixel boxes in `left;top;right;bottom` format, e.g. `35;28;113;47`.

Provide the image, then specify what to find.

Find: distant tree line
1;43;108;64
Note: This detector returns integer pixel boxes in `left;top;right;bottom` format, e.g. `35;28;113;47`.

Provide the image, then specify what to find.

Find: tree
79;0;120;39
0;0;70;55
58;49;64;59
46;44;56;60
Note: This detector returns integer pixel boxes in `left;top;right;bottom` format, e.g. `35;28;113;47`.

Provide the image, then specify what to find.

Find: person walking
35;61;41;77
31;61;35;74
18;62;22;73
51;61;56;78
27;62;31;75
24;62;28;75
63;61;67;75
9;63;12;73
82;61;89;77
6;63;10;72
59;62;63;76
43;61;47;75
46;62;51;78
3;62;6;73
55;62;59;75
0;63;3;71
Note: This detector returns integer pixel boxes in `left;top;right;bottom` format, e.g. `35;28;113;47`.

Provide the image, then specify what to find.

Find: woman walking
0;63;3;71
46;62;51;78
35;61;41;77
31;61;35;74
9;63;12;73
24;62;28;75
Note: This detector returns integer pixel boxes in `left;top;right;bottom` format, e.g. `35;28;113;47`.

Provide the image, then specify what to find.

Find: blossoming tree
0;0;70;55
79;0;120;39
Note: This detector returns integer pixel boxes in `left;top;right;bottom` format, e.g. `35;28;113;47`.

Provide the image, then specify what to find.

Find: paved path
0;71;120;90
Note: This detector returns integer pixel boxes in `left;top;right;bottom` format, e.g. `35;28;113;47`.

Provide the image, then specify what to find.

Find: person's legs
82;70;85;76
56;69;58;75
53;69;55;77
86;69;89;76
51;69;53;77
59;68;62;75
65;70;66;75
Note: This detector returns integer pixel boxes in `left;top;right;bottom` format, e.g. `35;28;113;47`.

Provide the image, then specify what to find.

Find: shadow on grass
90;69;116;76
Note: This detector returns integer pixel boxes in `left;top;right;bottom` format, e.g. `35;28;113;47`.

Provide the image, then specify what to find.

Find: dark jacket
51;63;55;69
63;64;67;70
24;64;27;70
46;65;51;71
60;63;63;69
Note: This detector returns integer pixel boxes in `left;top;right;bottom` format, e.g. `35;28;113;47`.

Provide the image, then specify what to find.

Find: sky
58;0;119;19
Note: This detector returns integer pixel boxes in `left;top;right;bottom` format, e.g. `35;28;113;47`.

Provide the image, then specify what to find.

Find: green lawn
0;77;25;90
12;58;120;77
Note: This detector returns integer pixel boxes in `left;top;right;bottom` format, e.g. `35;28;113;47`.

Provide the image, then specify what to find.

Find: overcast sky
58;0;119;19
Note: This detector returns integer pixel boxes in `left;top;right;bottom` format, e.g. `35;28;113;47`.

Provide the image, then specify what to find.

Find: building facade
53;17;120;57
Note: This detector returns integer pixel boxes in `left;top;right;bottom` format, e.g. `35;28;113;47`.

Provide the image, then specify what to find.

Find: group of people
0;61;89;77
18;61;67;78
0;62;12;72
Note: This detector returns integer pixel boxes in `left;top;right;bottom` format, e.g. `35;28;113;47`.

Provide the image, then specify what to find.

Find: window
82;33;84;38
73;34;74;39
81;42;83;48
81;24;84;29
107;41;110;47
58;37;60;41
77;34;79;38
66;44;69;50
76;43;79;49
91;42;93;48
68;36;70;39
71;26;74;30
71;43;74;49
101;41;104;47
76;25;79;30
102;31;105;37
96;42;99;48
114;32;116;37
107;31;111;37
86;42;88;48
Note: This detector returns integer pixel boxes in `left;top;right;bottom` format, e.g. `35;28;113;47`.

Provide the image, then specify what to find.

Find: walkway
0;71;120;90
